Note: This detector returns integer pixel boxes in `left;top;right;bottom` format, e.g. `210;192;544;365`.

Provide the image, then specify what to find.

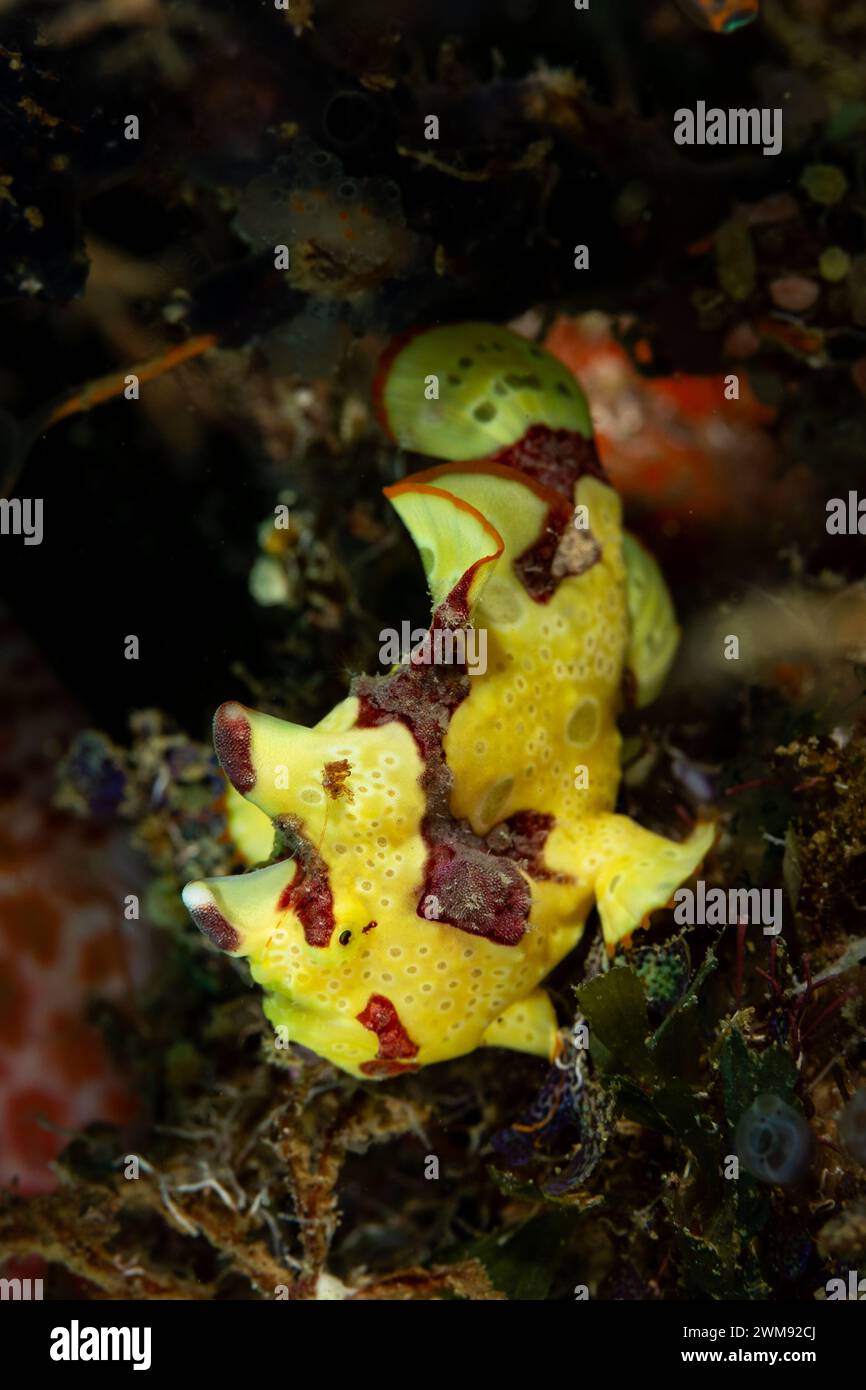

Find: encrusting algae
182;323;714;1078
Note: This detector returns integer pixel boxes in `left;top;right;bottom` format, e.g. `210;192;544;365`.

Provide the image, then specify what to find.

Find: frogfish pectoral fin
481;987;559;1059
579;814;716;952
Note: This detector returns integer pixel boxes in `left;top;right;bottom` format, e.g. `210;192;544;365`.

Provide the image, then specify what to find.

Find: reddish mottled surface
512;509;574;602
357;993;419;1076
420;839;530;945
355;661;469;859
432;556;488;628
486;811;569;885
188;902;241;953
490;422;606;498
213;702;256;794
274;822;336;948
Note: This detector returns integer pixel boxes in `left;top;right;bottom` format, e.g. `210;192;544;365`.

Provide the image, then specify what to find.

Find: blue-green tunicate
735;1093;813;1185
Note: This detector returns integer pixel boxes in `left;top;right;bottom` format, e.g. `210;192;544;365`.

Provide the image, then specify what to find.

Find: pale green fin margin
622;531;680;708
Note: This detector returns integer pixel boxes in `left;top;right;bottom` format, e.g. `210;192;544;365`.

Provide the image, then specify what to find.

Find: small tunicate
249;555;290;608
735;1093;813;1185
234;138;417;291
308;148;338;175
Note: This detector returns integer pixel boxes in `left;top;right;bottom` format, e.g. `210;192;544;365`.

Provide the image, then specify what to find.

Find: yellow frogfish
182;323;714;1078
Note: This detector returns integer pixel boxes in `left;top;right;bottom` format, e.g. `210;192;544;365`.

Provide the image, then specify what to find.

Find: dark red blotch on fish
357;994;420;1076
213;703;256;795
188;902;241;953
